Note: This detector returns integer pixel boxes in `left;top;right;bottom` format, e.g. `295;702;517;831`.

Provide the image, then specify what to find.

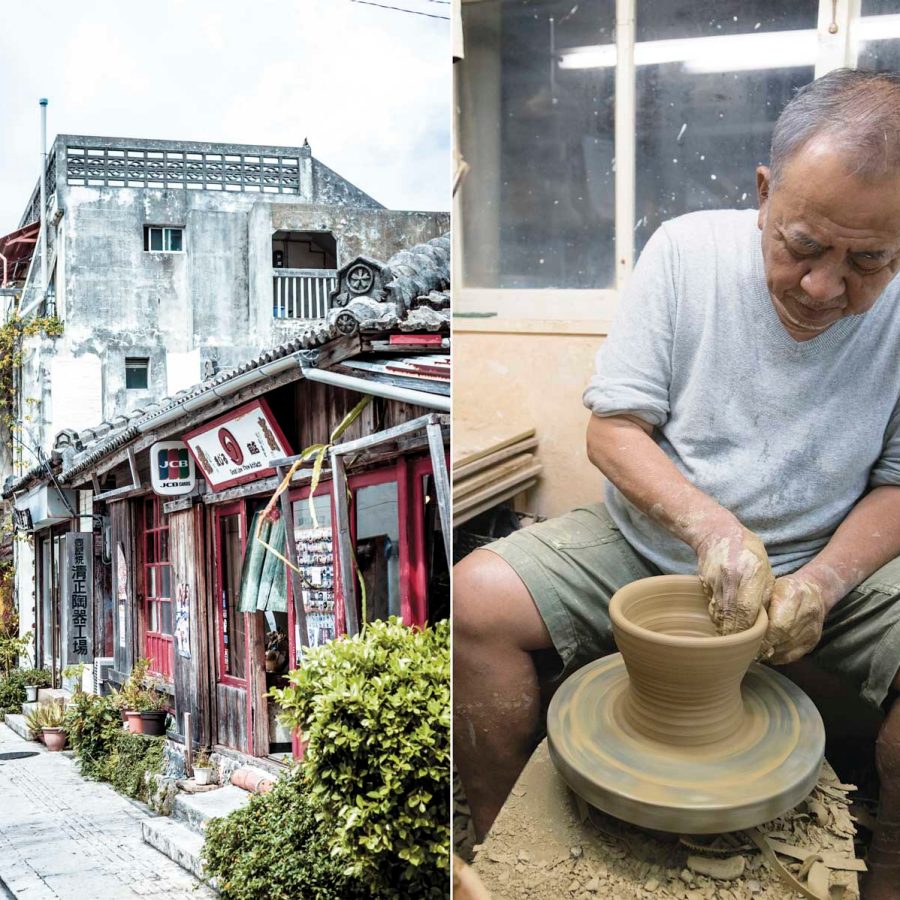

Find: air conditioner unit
92;657;115;696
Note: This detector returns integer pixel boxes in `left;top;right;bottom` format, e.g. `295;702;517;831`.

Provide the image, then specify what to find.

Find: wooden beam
331;414;438;457
331;452;359;637
93;483;148;503
426;419;452;565
275;464;308;661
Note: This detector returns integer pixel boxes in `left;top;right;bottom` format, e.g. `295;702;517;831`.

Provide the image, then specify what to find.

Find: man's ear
756;166;771;231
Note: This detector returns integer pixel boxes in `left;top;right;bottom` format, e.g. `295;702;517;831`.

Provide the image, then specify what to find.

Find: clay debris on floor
471;741;861;900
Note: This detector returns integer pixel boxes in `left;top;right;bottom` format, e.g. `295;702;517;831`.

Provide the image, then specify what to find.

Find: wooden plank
455;463;543;516
452;426;536;470
454;479;539;528
426;419;452;566
276;464;308;664
331;452;359;637
248;612;269;757
453;437;539;482
454;453;535;499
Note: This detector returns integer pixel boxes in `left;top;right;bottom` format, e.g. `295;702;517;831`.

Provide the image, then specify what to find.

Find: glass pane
858;0;900;72
160;600;173;635
459;0;616;288
145;532;156;564
149;567;158;598
149;228;163;251
634;1;817;256
166;228;183;252
149;600;159;633
160;566;172;600
160;529;169;562
355;481;400;622
293;492;332;531
220;514;247;680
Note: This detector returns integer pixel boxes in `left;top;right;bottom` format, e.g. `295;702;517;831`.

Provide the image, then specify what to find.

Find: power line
350;0;450;19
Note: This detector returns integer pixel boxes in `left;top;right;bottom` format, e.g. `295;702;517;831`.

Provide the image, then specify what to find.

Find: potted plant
40;702;67;751
193;747;213;785
23;667;51;703
121;658;151;733
138;686;169;737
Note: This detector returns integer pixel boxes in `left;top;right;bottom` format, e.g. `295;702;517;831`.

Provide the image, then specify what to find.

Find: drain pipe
300;365;450;412
39;98;48;299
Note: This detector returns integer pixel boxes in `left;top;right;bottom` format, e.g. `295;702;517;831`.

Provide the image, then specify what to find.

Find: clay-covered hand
759;575;826;664
696;525;774;635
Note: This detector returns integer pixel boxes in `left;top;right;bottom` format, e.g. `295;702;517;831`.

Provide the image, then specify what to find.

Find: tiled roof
3;234;451;498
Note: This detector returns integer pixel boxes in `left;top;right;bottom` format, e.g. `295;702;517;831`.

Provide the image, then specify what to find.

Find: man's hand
760;575;827;664
696;523;774;634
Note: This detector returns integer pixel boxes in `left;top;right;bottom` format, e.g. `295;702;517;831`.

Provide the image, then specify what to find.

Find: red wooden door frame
212;501;255;755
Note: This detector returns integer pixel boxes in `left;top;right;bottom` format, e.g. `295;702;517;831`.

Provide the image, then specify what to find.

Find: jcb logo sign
149;441;196;496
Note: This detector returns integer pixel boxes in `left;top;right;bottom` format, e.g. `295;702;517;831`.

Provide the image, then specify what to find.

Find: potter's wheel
547;653;825;834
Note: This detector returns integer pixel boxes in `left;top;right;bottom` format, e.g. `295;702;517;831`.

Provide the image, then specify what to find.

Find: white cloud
0;0;449;231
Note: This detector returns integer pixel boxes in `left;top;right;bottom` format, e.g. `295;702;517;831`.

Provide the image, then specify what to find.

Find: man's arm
763;484;900;663
587;414;774;632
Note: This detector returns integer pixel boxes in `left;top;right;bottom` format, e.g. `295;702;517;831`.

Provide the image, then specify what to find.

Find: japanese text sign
61;532;94;666
183;398;292;491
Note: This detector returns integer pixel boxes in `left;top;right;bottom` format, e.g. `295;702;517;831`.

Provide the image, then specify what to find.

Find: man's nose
799;263;845;304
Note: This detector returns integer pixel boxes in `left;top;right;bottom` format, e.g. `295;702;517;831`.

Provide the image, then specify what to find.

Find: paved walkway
0;722;214;899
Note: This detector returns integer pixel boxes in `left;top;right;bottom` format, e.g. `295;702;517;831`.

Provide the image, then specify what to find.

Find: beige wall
454;325;609;518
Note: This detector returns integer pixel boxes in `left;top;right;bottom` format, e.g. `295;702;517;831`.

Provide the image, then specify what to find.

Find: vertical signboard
61;532;94;666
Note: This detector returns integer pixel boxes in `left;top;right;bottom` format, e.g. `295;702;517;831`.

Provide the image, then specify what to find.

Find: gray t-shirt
583;208;900;576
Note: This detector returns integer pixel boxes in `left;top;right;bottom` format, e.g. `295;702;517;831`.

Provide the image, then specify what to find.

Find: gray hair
770;68;900;186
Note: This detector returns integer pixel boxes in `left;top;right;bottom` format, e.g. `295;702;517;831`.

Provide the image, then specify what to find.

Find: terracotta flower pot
140;711;168;736
610;575;767;747
125;711;144;734
42;727;67;752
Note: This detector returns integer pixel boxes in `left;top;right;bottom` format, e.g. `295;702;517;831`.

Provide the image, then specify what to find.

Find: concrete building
1;133;448;650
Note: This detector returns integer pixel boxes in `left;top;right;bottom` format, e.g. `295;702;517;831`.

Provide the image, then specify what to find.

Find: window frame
141;496;174;680
214;502;249;688
143;225;185;254
125;356;150;390
453;0;863;332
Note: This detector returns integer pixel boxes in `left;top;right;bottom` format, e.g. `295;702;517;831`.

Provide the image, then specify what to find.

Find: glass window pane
160;529;169;563
166;228;183;252
355;481;400;622
145;533;156;564
160;600;173;635
634;1;817;256
293;493;332;531
149;227;163;251
149;567;158;597
160;566;171;600
858;0;900;72
149;599;159;633
459;0;616;289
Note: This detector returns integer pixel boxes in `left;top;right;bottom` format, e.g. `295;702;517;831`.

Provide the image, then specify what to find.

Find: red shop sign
182;398;292;491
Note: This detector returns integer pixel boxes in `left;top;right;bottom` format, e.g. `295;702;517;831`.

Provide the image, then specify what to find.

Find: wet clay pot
610;575;768;747
125;711;145;734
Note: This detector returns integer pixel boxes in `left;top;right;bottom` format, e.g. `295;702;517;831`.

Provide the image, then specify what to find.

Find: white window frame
143;225;185;254
454;0;868;334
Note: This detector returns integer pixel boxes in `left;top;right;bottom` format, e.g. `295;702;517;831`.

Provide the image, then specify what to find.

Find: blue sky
0;0;450;232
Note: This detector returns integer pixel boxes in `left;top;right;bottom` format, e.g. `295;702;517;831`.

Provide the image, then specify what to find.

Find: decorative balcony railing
273;269;337;320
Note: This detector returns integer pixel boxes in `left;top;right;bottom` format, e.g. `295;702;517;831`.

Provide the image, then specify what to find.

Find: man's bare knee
454;549;553;652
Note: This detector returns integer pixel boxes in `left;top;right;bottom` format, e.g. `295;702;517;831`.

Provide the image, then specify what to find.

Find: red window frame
142;497;174;680
214;502;250;688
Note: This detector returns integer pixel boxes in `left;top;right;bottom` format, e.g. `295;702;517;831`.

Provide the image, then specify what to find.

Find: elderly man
454;69;900;899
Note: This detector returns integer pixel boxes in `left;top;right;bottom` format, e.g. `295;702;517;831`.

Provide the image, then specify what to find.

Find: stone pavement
0;722;215;899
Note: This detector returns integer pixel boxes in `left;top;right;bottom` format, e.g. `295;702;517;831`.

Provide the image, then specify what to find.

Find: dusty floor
470;741;862;900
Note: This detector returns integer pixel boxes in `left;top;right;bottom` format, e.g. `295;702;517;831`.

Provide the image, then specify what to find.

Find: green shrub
22;668;51;688
64;692;122;779
0;669;28;713
101;732;165;803
64;692;162;802
203;768;367;900
271;618;450;898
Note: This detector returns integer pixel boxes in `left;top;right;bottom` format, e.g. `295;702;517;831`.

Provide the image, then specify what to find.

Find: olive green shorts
483;503;900;710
